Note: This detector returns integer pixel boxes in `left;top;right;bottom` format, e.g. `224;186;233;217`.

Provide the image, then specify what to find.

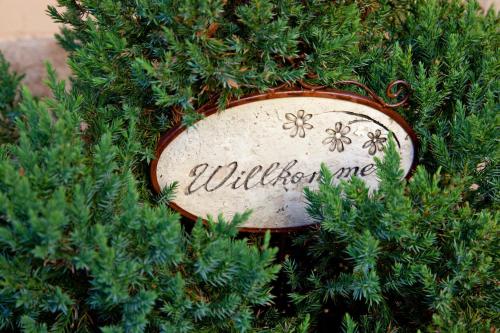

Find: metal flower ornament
283;110;313;138
322;122;352;152
363;129;387;155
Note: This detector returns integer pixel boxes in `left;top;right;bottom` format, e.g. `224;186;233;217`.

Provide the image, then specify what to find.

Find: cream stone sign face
151;89;417;231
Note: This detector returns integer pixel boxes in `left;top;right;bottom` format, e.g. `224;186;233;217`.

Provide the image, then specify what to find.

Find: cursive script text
185;160;376;195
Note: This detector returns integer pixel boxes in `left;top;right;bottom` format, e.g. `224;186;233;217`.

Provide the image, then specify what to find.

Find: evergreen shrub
286;138;498;331
0;52;23;144
0;70;279;332
0;0;497;332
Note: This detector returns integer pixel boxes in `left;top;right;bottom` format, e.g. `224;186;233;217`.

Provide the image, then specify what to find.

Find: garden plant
0;0;498;332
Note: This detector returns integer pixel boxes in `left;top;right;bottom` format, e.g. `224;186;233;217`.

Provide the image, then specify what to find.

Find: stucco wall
0;0;68;96
0;0;60;38
481;0;500;11
0;0;499;96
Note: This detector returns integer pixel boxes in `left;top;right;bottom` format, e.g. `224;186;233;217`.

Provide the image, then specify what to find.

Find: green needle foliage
47;0;399;162
0;52;23;144
362;0;499;207
0;71;279;332
0;0;497;332
47;0;498;205
281;2;499;329
287;138;498;331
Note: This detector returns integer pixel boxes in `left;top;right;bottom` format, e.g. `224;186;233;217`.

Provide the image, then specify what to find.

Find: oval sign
151;88;417;231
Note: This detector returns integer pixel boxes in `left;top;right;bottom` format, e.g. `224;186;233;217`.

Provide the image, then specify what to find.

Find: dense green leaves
363;0;499;206
48;0;498;205
0;53;22;112
0;0;498;331
289;138;498;331
47;0;395;154
0;52;23;144
0;75;279;332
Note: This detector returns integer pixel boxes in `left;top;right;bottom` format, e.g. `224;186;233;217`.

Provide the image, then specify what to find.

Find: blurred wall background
0;0;498;96
481;0;500;10
0;0;60;38
0;0;68;96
